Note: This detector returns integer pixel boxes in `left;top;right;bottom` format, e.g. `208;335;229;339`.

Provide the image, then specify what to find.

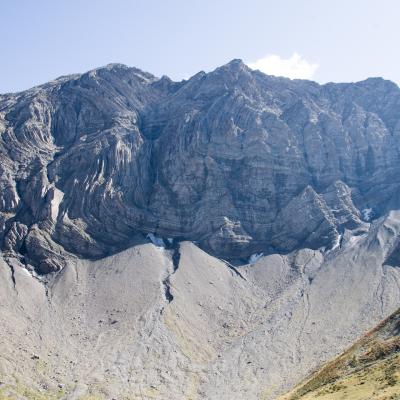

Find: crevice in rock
4;256;17;291
162;277;174;303
172;245;180;272
44;284;51;301
220;258;247;281
161;245;181;304
9;263;16;289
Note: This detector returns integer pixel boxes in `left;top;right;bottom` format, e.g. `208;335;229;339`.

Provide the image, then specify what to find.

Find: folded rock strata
1;61;400;399
1;60;400;271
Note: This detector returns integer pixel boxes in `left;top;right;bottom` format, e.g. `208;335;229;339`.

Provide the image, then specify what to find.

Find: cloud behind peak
248;52;319;80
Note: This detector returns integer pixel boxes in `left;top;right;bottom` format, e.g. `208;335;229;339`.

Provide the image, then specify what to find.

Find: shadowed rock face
1;60;400;273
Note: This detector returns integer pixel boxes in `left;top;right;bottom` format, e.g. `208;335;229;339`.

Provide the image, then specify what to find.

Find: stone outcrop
1;61;400;399
1;60;400;272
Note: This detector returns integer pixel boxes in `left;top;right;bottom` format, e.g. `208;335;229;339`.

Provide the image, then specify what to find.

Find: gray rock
0;224;399;399
2;61;400;270
3;221;28;253
1;61;400;398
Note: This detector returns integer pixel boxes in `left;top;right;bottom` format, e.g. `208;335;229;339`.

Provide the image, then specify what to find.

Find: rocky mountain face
1;61;400;399
2;60;400;273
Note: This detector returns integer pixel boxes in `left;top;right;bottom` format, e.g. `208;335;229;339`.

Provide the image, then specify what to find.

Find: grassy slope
280;309;400;400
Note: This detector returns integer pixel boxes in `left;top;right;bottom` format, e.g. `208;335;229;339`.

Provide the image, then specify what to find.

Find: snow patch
248;253;264;264
330;234;342;252
362;208;373;221
50;187;64;222
21;267;33;277
347;232;367;247
21;267;44;281
147;233;165;248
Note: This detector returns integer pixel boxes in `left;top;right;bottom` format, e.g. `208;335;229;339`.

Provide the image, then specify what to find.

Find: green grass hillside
280;309;400;400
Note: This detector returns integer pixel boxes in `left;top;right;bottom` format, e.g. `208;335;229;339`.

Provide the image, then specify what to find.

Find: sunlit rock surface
1;61;400;399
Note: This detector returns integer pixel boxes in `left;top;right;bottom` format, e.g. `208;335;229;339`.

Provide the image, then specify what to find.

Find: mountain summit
1;61;400;273
0;62;400;399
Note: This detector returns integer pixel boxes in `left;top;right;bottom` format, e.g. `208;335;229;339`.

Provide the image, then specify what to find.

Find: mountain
3;59;400;273
0;61;400;399
280;308;400;399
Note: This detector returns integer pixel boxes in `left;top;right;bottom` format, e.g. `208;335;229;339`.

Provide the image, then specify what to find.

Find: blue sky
1;0;399;93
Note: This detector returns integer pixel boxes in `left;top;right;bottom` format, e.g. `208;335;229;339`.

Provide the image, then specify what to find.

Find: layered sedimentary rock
1;61;400;399
1;60;400;272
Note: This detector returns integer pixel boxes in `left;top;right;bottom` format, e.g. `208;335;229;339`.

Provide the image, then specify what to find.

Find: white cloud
248;52;319;80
